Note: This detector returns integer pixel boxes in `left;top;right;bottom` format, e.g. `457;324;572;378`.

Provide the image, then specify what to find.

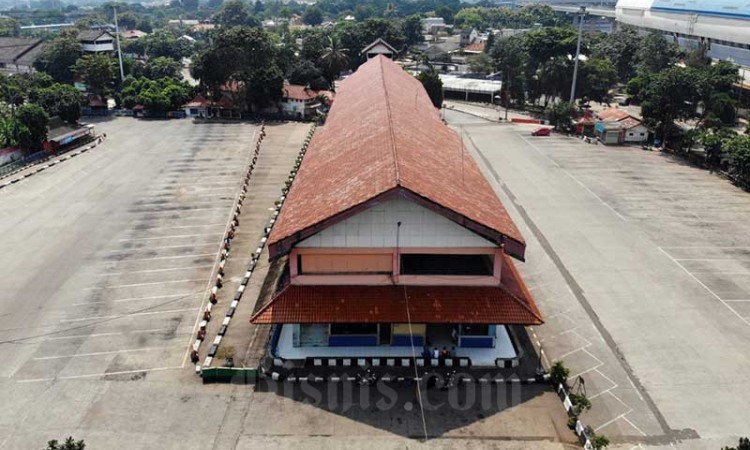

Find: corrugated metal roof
269;55;525;259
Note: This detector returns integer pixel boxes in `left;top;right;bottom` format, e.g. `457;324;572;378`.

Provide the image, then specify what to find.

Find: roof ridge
499;256;544;323
378;56;401;185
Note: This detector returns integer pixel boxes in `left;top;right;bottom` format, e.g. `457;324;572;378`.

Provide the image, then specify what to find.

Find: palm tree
319;36;349;90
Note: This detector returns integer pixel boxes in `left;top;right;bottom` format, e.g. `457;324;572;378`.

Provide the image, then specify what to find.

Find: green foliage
215;0;258;28
637;32;681;74
589;26;642;81
302;5;324;26
33;37;83;84
335;18;406;69
287;60;328;90
579;58;618;103
725;135;750;187
45;437;85;450
402;14;423;47
15;103;49;153
319;36;350;84
589;432;610;450
0;17;20;37
568;392;592;416
454;4;560;30
722;437;750;450
121;76;193;111
467;52;494;75
72;54;116;96
549;360;570;386
416;67;443;108
192;26;283;109
34;83;85;124
143;30;192;61
144;56;183;80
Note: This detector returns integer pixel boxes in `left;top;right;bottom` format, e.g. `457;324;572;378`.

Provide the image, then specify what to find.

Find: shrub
550;360;570;387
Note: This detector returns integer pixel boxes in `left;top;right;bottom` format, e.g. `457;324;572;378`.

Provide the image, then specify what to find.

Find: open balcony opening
399;253;493;276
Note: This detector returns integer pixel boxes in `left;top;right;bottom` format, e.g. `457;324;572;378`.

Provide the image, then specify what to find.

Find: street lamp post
569;6;586;104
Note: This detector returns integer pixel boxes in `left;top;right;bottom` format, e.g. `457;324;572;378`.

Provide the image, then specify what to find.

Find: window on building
460;324;490;336
330;323;378;335
400;254;493;276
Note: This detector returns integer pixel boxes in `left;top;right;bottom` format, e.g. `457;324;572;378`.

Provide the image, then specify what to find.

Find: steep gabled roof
268;55;526;260
359;38;397;56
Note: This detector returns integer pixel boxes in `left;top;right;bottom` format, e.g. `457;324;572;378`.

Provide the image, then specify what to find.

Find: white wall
297;197;496;248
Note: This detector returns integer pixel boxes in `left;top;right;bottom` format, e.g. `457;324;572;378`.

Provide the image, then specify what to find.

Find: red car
531;127;552;136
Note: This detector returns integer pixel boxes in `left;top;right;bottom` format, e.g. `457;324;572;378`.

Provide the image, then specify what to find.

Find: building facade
251;56;542;375
77;30;115;53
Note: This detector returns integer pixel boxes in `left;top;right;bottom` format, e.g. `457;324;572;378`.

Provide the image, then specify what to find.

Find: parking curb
198;123;317;373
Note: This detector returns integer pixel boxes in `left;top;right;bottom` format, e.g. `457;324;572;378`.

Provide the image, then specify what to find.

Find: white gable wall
297;197;496;248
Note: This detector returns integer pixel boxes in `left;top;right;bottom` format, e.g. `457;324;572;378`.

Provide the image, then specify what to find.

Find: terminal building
616;0;750;66
251;55;543;376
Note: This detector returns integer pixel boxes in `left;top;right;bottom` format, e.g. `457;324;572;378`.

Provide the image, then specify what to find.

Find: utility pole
113;6;125;83
569;6;586;103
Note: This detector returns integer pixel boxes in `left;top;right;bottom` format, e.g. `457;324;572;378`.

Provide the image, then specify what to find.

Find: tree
722;437;750;450
72;54;116;96
0;17;20;37
725;135;750;187
144;30;191;60
300;29;332;63
435;4;454;24
640;66;700;139
637;32;680;74
579;58;617;103
467;53;494;75
33;37;83;84
490;35;526;105
287;59;327;89
215;0;255;28
35;83;85;124
319;36;349;85
302;5;324;26
401;14;423;47
191;26;283;109
144;56;182;80
45;437;85;450
590;26;642;81
335;19;406;69
417;67;442;108
15;104;49;153
484;31;494;54
547;101;576;132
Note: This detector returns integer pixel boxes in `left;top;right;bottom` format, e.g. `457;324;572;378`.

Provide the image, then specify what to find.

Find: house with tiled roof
279;84;334;120
250;56;542;375
594;107;649;144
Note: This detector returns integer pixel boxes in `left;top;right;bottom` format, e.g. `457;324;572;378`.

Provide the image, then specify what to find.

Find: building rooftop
268;55;526;260
251;255;543;325
0;37;44;65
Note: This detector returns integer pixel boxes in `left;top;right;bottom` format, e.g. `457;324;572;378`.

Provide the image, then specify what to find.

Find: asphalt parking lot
449;109;750;448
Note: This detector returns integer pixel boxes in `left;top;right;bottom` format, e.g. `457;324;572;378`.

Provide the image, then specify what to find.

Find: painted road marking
60;307;200;322
33;346;167;360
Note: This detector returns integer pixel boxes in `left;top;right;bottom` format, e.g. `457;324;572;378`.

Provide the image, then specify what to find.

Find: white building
616;0;750;66
77;30;115;53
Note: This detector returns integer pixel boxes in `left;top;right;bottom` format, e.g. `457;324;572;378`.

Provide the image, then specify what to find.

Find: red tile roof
463;42;485;53
251;254;541;325
283;84;334;101
597;108;631;122
268;55;526;259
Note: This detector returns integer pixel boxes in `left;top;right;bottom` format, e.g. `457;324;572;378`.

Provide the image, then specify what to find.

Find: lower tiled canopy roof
251;256;542;325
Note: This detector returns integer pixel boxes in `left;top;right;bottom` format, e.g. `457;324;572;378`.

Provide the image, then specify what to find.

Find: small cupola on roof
360;38;397;60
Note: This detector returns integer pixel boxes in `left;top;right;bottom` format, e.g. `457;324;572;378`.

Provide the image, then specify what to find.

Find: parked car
531;127;551;136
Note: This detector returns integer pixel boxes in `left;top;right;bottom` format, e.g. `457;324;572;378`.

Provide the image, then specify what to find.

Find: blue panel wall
328;335;378;346
392;335;424;347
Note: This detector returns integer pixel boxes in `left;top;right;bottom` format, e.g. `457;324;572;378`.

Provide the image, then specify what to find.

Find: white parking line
48;332;121;341
658;246;750;328
16;366;183;383
108;243;216;253
118;253;214;262
60;307;200;322
129;206;229;214
85;279;204;290
71;293;196;306
33;346;167;360
118;233;223;242
124;223;225;231
96;265;214;276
